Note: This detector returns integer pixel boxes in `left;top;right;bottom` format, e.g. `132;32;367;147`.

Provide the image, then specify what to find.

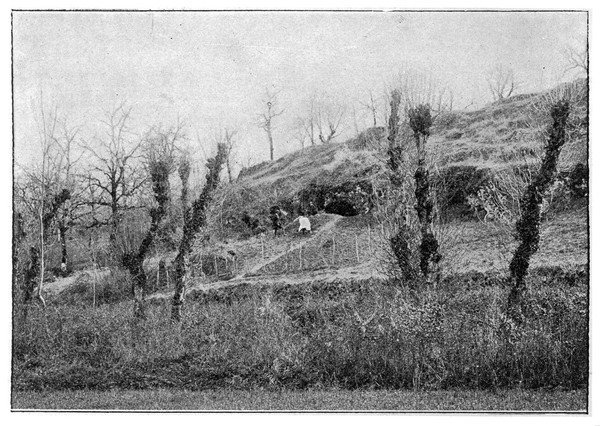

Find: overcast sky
13;11;587;170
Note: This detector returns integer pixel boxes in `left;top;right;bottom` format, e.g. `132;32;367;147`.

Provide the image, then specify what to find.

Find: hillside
45;79;589;303
229;79;587;219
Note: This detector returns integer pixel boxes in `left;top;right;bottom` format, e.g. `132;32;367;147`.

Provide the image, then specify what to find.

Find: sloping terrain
48;80;588;302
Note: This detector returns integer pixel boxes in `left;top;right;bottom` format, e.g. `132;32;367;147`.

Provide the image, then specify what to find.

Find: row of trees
381;74;584;322
13;100;231;321
13;58;586;325
262;47;589;159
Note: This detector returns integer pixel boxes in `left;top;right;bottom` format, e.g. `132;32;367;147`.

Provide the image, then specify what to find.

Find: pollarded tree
507;90;578;322
378;70;453;286
385;89;420;282
123;124;182;319
408;104;442;280
171;143;228;322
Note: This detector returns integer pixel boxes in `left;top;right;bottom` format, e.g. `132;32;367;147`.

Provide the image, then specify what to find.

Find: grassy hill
224;79;587;222
42;79;589;300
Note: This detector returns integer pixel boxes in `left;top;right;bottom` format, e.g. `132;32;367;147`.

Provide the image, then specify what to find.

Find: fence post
368;224;372;254
332;234;335;265
355;234;360;263
299;245;302;270
214;254;219;277
158;259;168;289
261;235;265;260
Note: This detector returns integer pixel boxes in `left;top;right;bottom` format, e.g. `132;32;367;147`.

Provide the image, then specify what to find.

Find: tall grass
13;271;587;392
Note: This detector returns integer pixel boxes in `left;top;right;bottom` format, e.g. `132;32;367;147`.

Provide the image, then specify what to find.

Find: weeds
13;270;587;392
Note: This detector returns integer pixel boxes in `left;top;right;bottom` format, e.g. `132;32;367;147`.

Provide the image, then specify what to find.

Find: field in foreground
12;388;587;411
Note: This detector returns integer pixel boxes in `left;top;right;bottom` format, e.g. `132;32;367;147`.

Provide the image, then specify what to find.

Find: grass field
12;388;587;411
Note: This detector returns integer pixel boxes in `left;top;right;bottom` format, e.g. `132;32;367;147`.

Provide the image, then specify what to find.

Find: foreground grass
12;388;586;411
13;269;588;393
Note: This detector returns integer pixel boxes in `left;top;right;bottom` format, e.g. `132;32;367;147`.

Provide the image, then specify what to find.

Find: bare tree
563;44;588;78
316;95;345;144
291;118;308;151
258;88;284;161
15;101;68;308
486;64;518;102
360;89;380;127
214;127;237;183
83;103;147;252
298;94;318;146
53;121;89;274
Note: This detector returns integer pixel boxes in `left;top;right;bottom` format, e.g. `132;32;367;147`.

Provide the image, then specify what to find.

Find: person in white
298;215;311;234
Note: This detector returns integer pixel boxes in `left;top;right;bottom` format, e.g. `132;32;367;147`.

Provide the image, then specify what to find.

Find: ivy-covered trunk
171;144;227;322
409;105;441;281
58;222;68;273
387;90;418;282
22;246;40;321
508;100;571;321
125;160;171;320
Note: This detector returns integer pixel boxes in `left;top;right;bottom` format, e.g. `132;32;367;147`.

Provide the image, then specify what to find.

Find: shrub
56;268;132;307
435;166;492;220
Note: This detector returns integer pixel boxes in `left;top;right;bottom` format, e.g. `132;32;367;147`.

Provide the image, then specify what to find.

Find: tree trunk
508;100;570;322
268;125;274;161
59;223;68;274
128;160;171;320
171;144;227;322
158;259;168;288
22;246;40;320
409;105;440;281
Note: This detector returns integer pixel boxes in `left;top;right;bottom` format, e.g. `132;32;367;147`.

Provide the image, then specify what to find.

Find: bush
435;166;492;220
56;268;132;307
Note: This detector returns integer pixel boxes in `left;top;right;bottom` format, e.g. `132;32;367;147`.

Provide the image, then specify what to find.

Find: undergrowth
13;270;588;392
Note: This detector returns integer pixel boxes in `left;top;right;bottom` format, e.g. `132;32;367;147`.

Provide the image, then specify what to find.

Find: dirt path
46;213;380;302
147;263;384;301
43;267;112;295
244;214;342;276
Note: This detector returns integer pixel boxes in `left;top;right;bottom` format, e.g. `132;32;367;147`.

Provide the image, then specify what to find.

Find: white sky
13;11;587;169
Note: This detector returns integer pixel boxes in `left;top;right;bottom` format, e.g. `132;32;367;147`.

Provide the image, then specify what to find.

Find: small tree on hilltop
258;88;284;161
487;64;518;103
